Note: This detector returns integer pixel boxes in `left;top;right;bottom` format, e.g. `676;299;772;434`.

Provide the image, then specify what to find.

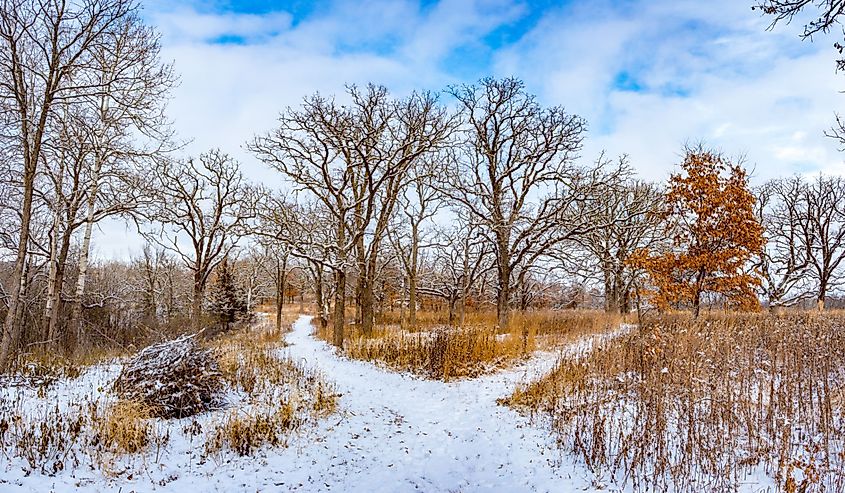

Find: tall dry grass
316;309;624;380
505;312;845;492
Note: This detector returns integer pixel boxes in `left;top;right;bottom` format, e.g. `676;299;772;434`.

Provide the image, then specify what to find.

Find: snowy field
1;315;622;492
1;315;800;492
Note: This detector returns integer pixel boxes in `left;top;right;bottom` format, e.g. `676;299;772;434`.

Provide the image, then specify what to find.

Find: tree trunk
0;163;37;371
408;229;418;328
408;273;417;329
692;291;701;318
314;265;327;329
399;275;406;327
333;270;346;347
818;279;827;311
46;232;73;347
495;231;511;330
67;212;96;349
67;147;105;347
604;270;617;314
496;258;511;330
191;275;204;332
42;187;64;342
360;274;375;336
692;268;705;318
275;276;283;333
275;256;287;333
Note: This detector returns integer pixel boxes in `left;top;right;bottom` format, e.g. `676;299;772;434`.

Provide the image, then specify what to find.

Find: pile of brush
113;334;223;418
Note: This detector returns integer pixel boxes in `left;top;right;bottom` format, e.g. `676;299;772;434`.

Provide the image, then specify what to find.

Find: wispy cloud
94;0;845;258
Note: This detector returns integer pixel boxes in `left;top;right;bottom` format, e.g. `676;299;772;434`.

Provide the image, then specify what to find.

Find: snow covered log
112;334;223;418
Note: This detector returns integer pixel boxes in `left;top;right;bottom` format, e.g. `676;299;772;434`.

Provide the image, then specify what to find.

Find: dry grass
0;306;337;476
212;320;288;396
504;312;845;492
205;402;297;456
95;400;168;455
316;309;624;380
203;310;338;457
203;356;337;457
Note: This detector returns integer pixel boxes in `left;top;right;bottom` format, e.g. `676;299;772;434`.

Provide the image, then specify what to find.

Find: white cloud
94;0;845;259
492;0;845;182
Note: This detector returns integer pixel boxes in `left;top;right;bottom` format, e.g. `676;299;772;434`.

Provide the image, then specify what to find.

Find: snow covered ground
1;315;623;492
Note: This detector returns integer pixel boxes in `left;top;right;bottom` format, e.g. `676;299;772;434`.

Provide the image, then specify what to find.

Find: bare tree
140;150;255;331
247;235;293;333
442;77;626;329
66;12;176;341
755;177;814;309
251;85;453;343
423;221;492;326
565;164;665;314
257;197;338;334
755;1;845;68
388;160;443;328
0;0;149;370
795;174;845;309
754;1;845;146
131;244;164;326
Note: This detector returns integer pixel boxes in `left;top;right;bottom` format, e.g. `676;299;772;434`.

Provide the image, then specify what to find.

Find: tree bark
46;231;73;347
0;165;36;370
448;297;457;326
191;274;205;332
408;276;417;328
275;256;287;332
314;264;327;329
496;251;511;330
333;270;346;347
359;273;375;336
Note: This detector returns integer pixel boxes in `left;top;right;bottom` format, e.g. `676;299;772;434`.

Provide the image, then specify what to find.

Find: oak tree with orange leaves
631;147;765;317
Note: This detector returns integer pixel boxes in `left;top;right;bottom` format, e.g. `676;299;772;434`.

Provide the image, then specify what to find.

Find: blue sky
90;0;845;258
137;0;843;178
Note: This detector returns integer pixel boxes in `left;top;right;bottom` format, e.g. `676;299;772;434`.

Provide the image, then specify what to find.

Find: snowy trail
272;315;603;493
2;315;617;493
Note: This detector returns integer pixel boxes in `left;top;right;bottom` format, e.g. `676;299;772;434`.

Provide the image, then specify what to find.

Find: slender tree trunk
191;275;204;332
275;275;283;333
496;256;511;330
274;256;287;332
692;268;706;318
0;164;37;371
43;194;63;342
408;274;417;329
399;275;406;327
67;212;96;349
5;259;33;366
46;232;72;346
333;270;346;347
360;274;375;336
67;149;105;346
408;225;419;328
604;269;617;314
43;247;59;342
314;265;327;329
693;289;702;318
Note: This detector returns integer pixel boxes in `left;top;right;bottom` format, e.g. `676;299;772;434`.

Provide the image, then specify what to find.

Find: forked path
276;315;604;492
